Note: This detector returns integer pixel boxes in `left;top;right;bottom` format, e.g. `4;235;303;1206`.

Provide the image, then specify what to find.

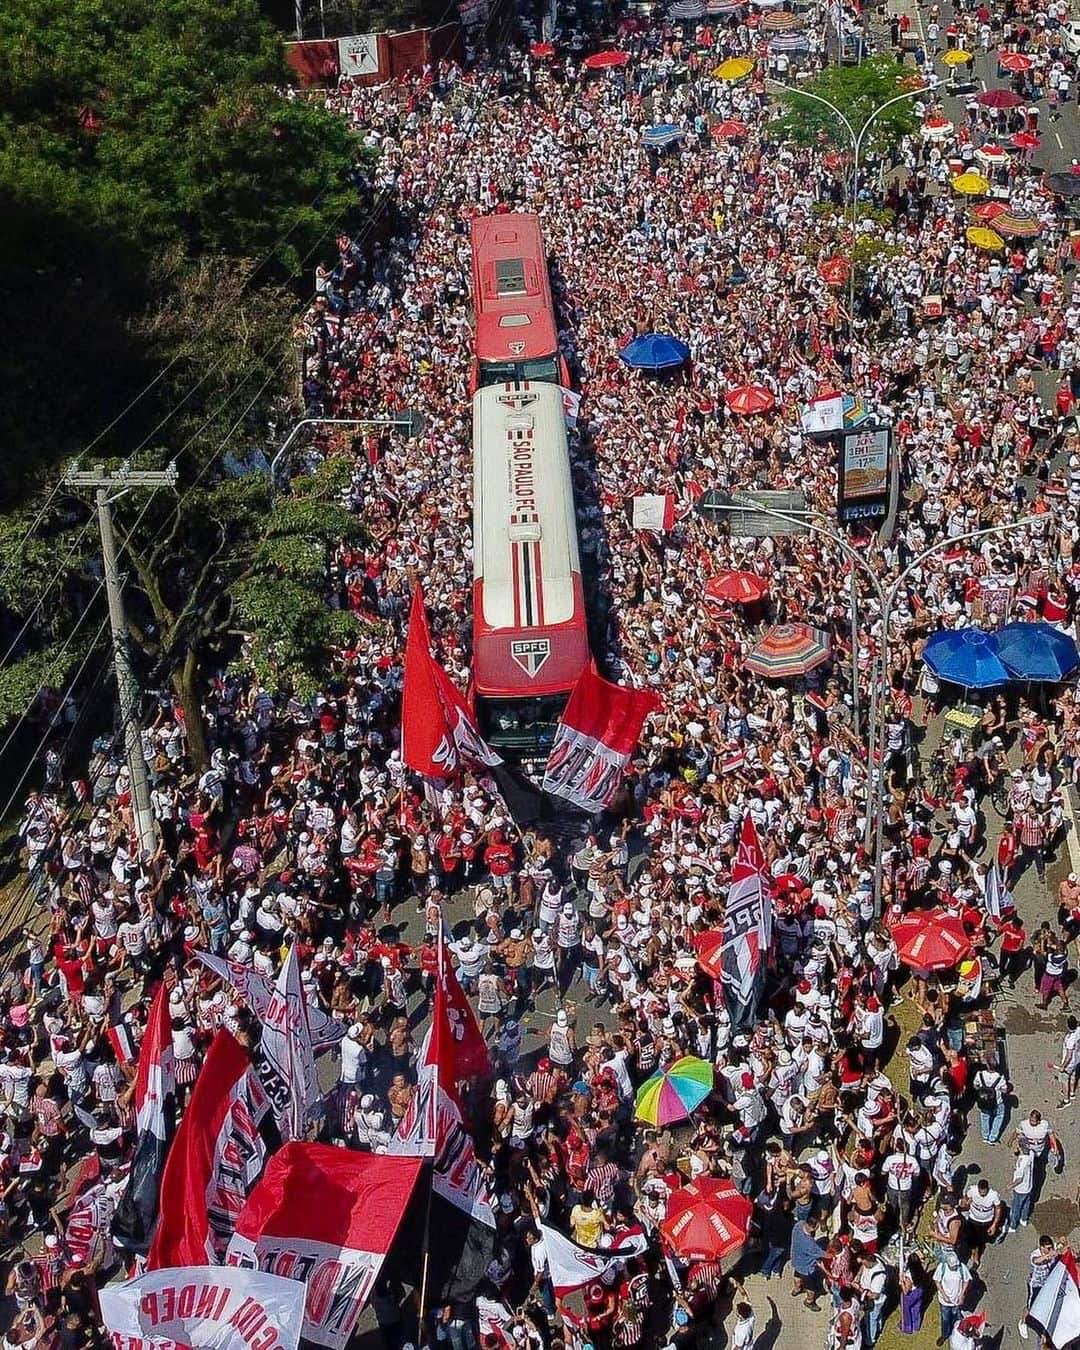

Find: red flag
389;931;493;1225
402;586;501;777
721;815;773;1027
226;1143;424;1350
148;1030;275;1271
542;668;660;812
112;981;176;1253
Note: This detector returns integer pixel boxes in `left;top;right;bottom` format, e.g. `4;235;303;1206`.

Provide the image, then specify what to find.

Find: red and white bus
469;213;570;393
472;381;589;755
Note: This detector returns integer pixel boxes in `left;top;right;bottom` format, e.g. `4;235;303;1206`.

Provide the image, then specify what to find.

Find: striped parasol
744;623;831;678
992;210;1042;238
670;0;707;17
760;9;803;29
767;31;809;47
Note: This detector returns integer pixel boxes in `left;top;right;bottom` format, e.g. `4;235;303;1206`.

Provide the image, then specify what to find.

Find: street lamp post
865;512;1044;915
703;500;1046;912
268;412;424;489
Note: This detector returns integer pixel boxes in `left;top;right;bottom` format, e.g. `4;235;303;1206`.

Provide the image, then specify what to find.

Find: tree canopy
0;0;376;764
773;58;921;155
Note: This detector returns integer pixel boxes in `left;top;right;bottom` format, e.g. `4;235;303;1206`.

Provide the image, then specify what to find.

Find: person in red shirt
484;830;515;894
996;912;1027;988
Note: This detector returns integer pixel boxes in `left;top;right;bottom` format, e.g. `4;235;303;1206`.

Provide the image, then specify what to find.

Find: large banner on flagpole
721;814;773;1028
100;1265;305;1350
402;585;502;777
256;946;318;1141
112;981;176;1254
195;952;346;1053
388;932;494;1226
542;668;660;812
148;1030;276;1271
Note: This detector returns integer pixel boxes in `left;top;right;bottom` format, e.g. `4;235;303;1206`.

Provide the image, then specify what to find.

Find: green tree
0;0;375;766
774;58;920;156
0;0;362;270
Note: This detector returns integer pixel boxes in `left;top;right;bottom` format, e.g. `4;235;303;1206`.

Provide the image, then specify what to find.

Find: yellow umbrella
951;171;990;195
941;47;972;65
714;56;754;80
966;225;1005;250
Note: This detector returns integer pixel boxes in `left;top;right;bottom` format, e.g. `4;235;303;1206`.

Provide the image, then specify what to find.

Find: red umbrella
583;49;630;68
1012;130;1041;150
704;570;767;605
691;930;724;979
530;41;556;56
972;200;1008;220
725;383;775;415
889;910;972;971
976;88;1025;108
999;50;1033;72
818;255;850;286
661;1179;753;1262
712;118;748;139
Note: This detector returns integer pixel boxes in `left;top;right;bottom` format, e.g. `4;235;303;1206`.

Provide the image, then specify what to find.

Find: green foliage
0;0;361;270
230;463;370;699
774;58;920;154
0;638;98;727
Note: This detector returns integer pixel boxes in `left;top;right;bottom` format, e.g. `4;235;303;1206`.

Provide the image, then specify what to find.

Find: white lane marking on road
1056;132;1065;150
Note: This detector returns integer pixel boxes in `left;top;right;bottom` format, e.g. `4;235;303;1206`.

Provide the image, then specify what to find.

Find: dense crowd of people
4;0;1080;1347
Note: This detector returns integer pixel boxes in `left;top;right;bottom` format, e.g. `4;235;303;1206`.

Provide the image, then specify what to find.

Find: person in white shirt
961;1178;1004;1266
882;1144;920;1230
1056;1015;1080;1105
1008;1142;1036;1231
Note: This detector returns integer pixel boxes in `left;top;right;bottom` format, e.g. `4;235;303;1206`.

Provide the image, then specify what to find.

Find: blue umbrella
620;333;691;370
642;123;686;148
994;621;1080;682
923;628;1011;689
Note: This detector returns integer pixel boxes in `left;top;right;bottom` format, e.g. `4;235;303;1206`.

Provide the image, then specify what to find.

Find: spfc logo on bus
510;638;551;679
507;341;526;355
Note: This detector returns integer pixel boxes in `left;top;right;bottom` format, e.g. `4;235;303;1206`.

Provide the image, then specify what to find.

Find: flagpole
417;912;443;1346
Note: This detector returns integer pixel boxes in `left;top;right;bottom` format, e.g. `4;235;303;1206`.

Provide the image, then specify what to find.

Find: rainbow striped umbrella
992;210;1042;238
634;1056;714;1126
744;623;831;678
